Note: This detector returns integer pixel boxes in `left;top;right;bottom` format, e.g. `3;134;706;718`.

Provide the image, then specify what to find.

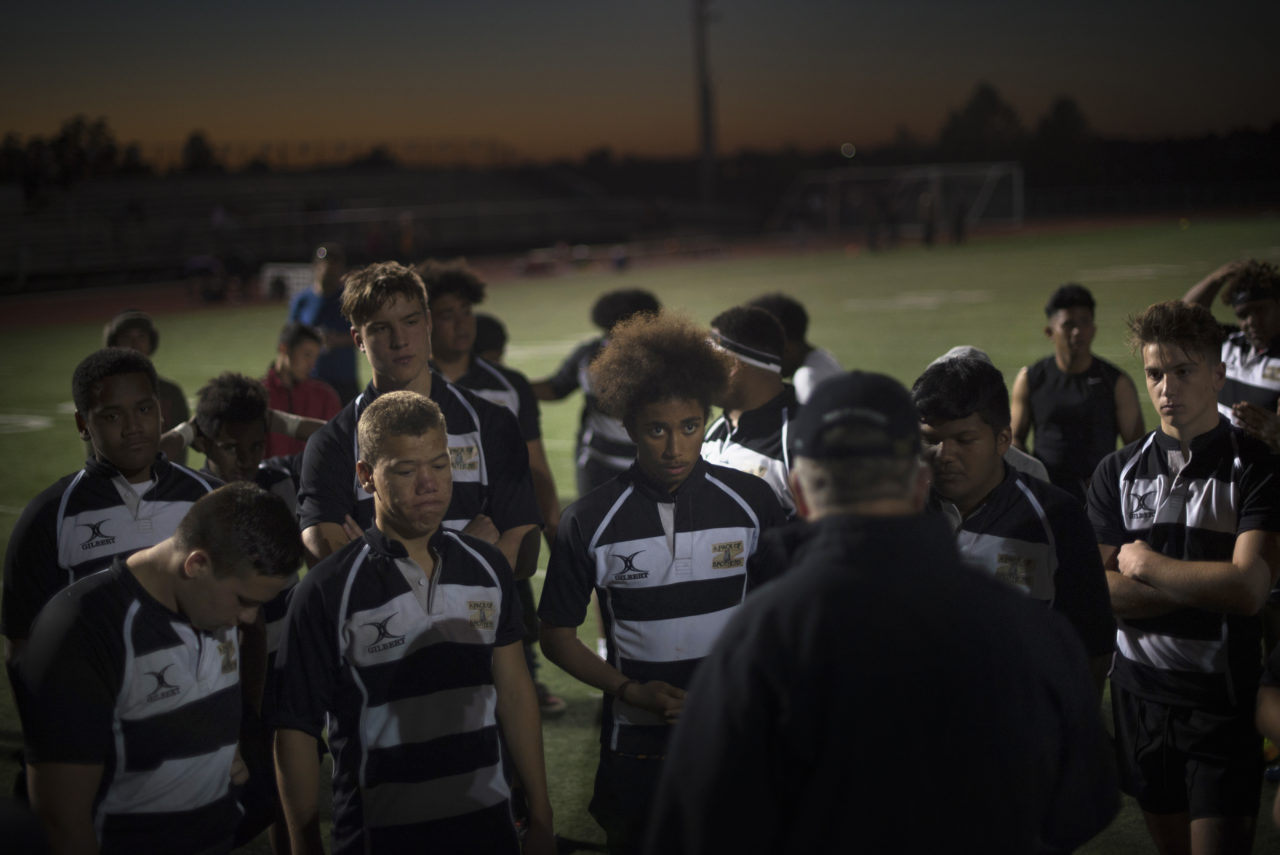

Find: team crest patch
145;664;182;703
711;541;745;569
1126;489;1157;521
449;445;480;471
79;518;116;551
994;553;1033;589
469;600;496;630
363;614;406;653
218;640;237;674
1264;364;1280;383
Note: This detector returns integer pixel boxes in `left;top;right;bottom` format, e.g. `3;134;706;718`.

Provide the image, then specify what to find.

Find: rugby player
1088;300;1280;855
19;482;300;855
913;356;1115;687
646;372;1118;853
295;261;540;576
538;310;786;854
701;305;799;515
1010;283;1145;504
743;292;842;403
274;391;554;855
102;310;191;463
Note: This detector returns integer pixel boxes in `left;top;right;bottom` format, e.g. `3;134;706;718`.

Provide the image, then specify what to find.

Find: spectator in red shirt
262;322;342;458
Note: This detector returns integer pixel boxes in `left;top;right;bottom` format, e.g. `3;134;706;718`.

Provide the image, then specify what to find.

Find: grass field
2;215;1279;851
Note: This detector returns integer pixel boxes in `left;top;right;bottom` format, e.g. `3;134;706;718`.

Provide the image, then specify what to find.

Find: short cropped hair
174;482;302;578
1220;260;1280;306
357;390;446;467
278;321;324;350
103;310;160;352
591;289;661;333
72;348;159;414
912;357;1011;431
340;262;428;327
745;293;808;341
711;305;784;362
417;258;486;306
474;312;507;355
1044;283;1095;317
194;373;268;439
591;311;731;428
1126;300;1225;364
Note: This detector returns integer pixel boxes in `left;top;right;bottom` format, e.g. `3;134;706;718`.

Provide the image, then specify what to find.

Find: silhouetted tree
937;82;1026;160
181;130;223;174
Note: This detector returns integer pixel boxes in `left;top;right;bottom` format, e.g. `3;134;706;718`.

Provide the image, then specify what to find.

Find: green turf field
2;215;1278;851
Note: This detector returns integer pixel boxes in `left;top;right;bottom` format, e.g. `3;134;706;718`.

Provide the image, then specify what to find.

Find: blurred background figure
262;321;341;459
744;293;842;404
287;244;358;404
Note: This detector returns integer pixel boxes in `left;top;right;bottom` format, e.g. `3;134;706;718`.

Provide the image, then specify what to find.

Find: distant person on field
19;483;299;855
539;311;785;855
532;289;661;497
1089;300;1280;855
287;244;359;404
262;321;342;458
103;310;191;464
474;311;508;364
701;305;799;516
744;293;841;404
1010;283;1145;505
274;391;555;855
913;356;1115;688
645;372;1118;854
1182;259;1280;451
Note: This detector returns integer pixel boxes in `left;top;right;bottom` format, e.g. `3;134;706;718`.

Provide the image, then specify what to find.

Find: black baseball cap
790;371;921;459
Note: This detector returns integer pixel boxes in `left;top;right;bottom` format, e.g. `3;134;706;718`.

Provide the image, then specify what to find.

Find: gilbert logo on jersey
1126;489;1157;522
79;518;116;551
363;614;406;653
711;541;745;570
611;551;648;582
146;664;182;703
449;445;480;471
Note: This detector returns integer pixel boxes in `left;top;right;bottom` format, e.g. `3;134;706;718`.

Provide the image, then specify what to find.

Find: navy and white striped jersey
701;387;799;516
1;456;219;641
539;459;787;756
456;356;541;442
273;526;524;855
19;560;242;855
547;338;637;473
1088;420;1280;708
1219;329;1280;418
297;374;540;536
934;465;1115;657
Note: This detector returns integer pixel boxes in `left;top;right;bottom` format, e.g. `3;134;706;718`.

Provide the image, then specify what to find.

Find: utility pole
693;0;716;206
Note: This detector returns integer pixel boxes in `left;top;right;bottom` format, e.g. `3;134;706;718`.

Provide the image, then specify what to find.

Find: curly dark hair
194;372;269;440
175;482;302;578
1220;260;1280;306
417;258;486;306
1044;283;1095;317
72;348;158;414
590;311;731;428
1126;300;1225;364
340;262;428;327
591;289;661;332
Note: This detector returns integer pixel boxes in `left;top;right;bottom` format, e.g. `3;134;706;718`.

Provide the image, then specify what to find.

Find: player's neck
433;352;471;383
127;543;180;612
1054;350;1093;374
372;367;433;397
376;519;439;578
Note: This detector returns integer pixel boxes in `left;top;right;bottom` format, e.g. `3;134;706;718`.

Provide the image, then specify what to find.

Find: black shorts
1111;684;1262;818
589;749;665;855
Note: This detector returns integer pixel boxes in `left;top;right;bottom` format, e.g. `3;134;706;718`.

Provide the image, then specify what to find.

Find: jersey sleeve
1;485;65;641
537;505;596;628
1086;451;1127;547
19;590;121;764
1049;494;1117;657
478;403;542;531
270;567;340;738
546;341;594;399
297;416;358;530
1236;446;1280;535
510;369;541;442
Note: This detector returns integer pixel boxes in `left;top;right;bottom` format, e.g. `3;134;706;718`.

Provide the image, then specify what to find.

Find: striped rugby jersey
455;356;541;442
272;526;524;855
297;373;540;536
934;465;1115;657
1219;328;1280;418
547;338;637;472
539;459;787;755
701;386;799;517
1;455;219;641
20;560;242;855
1088;419;1280;708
